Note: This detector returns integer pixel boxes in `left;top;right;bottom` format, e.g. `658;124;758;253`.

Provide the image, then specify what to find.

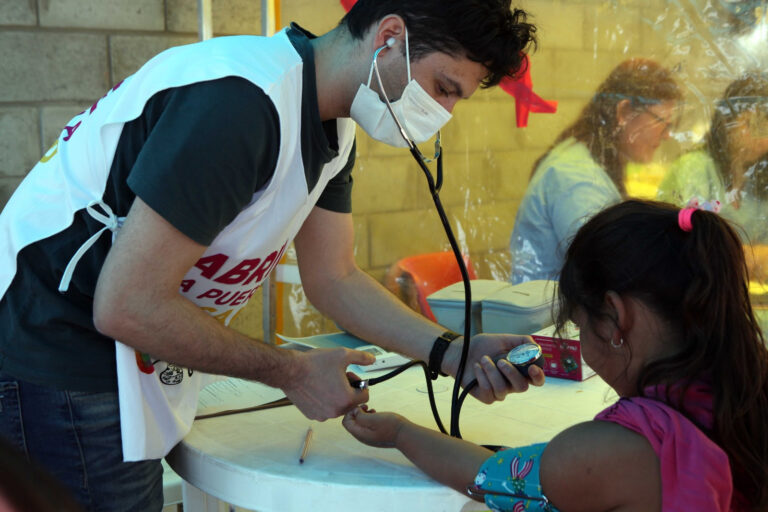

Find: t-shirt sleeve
127;76;280;245
547;164;621;247
315;139;356;213
656;152;719;206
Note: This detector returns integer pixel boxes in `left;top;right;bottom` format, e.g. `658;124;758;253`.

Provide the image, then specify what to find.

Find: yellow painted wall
1;0;758;340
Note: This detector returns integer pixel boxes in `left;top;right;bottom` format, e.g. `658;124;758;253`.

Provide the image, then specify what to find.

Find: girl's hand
342;405;409;448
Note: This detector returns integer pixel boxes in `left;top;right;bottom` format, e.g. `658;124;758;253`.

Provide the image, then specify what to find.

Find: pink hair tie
677;198;721;232
678;207;696;232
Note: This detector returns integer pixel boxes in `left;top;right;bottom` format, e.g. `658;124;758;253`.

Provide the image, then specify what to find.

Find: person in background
657;72;768;281
345;199;768;511
509;58;682;284
0;1;542;510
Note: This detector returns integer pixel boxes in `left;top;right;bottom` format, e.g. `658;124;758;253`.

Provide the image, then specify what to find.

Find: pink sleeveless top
595;383;745;511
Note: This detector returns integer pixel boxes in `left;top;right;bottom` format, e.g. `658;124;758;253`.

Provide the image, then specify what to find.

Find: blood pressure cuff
471;442;559;512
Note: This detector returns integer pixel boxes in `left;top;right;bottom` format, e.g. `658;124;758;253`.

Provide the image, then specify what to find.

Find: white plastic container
481;280;558;335
426;279;511;337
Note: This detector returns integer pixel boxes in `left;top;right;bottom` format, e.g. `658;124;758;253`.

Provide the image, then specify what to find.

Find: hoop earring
610;337;624;349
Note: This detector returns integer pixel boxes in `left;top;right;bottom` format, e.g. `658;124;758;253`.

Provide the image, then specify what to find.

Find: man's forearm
94;291;301;388
305;267;447;363
95;284;375;420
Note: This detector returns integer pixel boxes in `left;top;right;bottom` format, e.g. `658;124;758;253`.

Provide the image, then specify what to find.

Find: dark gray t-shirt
0;24;355;391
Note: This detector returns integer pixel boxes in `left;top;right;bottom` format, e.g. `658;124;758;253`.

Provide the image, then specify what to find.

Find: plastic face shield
719;96;768;138
748;100;768;138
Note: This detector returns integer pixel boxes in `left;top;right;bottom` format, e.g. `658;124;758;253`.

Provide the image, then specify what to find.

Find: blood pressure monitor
505;341;545;377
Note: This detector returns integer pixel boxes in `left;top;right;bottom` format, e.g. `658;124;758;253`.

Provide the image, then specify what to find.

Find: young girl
344;199;768;511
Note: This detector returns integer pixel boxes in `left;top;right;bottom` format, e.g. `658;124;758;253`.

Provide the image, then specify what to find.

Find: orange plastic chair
384;251;477;321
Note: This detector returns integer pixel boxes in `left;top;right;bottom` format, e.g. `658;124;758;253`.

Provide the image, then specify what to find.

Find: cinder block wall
1;0;735;339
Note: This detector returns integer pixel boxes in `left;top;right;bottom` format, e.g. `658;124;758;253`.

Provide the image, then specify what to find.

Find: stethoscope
361;39;545;439
359;39;477;438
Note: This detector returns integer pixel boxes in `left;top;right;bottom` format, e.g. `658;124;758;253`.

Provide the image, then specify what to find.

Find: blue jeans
0;373;164;511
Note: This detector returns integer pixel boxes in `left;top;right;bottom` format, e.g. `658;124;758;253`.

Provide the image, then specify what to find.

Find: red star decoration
339;0;556;127
500;54;558;127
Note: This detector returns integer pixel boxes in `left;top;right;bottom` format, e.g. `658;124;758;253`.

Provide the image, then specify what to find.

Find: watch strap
427;331;461;380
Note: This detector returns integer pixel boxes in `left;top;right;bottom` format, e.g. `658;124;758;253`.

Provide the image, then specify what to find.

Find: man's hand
441;333;545;404
281;348;376;421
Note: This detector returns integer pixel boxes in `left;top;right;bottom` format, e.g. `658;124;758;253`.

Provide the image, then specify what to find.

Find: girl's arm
343;407;663;511
342;406;494;499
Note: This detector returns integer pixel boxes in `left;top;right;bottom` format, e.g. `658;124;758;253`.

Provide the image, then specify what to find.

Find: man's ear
371;15;406;52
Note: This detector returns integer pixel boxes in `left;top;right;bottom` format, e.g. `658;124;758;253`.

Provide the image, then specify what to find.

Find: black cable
365;46;474;437
455;379;478;438
354;141;473;439
407;144;474;438
197;361;449;432
435;142;444;192
367;360;447;435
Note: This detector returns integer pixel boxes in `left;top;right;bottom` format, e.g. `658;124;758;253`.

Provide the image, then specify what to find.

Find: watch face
506;342;543;365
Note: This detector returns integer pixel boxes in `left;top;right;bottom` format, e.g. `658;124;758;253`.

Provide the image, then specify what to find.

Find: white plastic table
167;368;615;512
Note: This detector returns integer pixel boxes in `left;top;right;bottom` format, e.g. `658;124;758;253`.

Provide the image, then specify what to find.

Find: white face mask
350;30;452;148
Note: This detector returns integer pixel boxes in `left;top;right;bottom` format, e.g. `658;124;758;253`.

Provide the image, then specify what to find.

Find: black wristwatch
427;331;461;380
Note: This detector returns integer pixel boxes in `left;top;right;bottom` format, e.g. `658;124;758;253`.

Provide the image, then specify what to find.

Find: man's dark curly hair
340;0;536;88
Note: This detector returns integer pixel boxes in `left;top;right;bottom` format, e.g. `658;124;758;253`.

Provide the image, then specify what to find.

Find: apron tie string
59;200;124;292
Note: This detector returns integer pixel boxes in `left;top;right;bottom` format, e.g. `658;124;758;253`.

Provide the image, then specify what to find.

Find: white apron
0;29;355;461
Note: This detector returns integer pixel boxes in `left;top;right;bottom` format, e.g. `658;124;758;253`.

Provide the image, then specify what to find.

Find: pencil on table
299;427;313;464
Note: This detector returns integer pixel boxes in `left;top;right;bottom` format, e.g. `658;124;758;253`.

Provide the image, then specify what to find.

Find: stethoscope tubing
364;43;475;436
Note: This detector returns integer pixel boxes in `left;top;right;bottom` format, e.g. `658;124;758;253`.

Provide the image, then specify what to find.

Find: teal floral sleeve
472;443;559;512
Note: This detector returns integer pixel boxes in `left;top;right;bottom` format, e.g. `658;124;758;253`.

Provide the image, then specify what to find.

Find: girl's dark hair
531;58;682;196
341;0;536;87
556;199;768;509
706;72;768;200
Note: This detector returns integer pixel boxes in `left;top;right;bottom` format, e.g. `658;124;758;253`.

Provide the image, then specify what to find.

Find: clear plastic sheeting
277;0;768;337
504;1;768;318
